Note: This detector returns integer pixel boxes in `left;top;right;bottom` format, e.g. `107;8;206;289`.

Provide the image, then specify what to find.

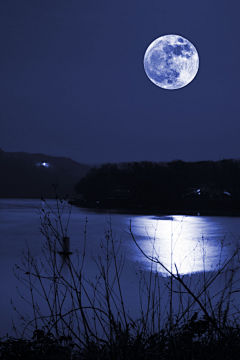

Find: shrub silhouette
3;193;240;359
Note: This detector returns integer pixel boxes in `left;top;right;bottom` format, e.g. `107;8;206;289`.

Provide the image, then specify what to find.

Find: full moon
143;34;199;90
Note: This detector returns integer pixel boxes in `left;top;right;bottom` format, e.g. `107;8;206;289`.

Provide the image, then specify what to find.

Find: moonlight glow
143;34;199;90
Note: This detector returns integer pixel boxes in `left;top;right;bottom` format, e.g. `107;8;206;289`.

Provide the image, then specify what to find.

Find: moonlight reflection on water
129;215;239;276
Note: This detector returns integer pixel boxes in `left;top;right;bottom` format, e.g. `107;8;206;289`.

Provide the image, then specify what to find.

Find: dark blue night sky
0;0;240;164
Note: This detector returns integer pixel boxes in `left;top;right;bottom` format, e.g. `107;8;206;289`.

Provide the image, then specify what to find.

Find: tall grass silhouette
2;192;240;359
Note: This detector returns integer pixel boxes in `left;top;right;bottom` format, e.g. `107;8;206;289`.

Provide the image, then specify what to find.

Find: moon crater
144;34;199;90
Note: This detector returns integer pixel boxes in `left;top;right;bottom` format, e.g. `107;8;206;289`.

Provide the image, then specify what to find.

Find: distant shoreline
69;199;240;217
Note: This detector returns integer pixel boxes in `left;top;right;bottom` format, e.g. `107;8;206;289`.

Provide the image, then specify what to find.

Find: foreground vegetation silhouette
2;191;240;359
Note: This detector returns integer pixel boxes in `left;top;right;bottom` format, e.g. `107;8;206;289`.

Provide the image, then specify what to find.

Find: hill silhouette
0;149;90;199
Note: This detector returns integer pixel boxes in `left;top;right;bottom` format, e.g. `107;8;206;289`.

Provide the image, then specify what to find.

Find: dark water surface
1;199;240;338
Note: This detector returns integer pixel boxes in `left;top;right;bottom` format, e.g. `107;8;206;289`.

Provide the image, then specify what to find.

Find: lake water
1;198;240;339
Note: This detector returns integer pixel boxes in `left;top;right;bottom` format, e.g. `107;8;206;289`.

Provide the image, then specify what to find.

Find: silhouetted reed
2;191;240;359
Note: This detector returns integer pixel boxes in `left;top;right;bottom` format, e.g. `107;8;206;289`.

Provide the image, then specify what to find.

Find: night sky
1;0;240;165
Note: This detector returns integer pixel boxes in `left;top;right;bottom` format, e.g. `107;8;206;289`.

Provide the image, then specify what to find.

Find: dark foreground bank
1;322;240;360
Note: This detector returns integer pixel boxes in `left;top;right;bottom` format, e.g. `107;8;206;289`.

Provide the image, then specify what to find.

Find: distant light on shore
36;162;50;168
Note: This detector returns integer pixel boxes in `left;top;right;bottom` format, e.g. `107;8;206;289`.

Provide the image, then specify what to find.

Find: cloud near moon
143;34;199;90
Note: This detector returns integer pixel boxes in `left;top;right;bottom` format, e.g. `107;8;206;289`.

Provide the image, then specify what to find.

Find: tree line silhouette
74;159;240;215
